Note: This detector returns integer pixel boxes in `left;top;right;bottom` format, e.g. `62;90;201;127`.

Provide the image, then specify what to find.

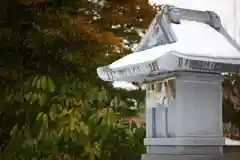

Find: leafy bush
0;76;145;160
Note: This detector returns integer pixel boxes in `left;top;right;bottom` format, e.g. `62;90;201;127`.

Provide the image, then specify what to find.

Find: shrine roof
110;20;240;69
96;5;240;82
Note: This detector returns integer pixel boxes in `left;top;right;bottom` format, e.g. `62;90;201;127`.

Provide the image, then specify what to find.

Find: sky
113;0;240;90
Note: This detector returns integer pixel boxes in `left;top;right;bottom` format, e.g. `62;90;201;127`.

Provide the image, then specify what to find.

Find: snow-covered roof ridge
150;0;240;45
97;5;240;82
136;5;240;52
135;5;222;52
109;20;240;69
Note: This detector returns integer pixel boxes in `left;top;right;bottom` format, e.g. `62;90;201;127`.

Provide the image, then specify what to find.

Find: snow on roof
150;0;240;45
225;137;240;146
113;81;138;90
172;20;240;58
109;20;240;69
109;44;173;69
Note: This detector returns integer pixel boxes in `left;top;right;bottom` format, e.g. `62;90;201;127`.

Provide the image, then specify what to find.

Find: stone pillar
143;72;226;159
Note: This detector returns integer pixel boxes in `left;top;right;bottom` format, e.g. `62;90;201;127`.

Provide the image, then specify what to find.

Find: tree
223;74;240;134
0;0;158;159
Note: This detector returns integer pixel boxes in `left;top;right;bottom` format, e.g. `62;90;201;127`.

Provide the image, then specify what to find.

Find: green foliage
0;76;145;160
0;0;155;158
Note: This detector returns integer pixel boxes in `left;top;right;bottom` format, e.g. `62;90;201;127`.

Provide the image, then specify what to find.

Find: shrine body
97;5;240;160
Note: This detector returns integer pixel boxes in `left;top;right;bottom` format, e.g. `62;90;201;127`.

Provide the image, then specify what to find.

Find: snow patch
171;20;240;58
150;0;240;44
113;81;138;90
225;138;240;146
109;20;240;69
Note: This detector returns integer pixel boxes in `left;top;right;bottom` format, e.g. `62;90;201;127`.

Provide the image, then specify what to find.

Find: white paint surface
150;0;240;44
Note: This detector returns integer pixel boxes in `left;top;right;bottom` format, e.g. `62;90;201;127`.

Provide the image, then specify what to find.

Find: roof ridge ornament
166;5;222;31
206;11;222;30
167;5;181;24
